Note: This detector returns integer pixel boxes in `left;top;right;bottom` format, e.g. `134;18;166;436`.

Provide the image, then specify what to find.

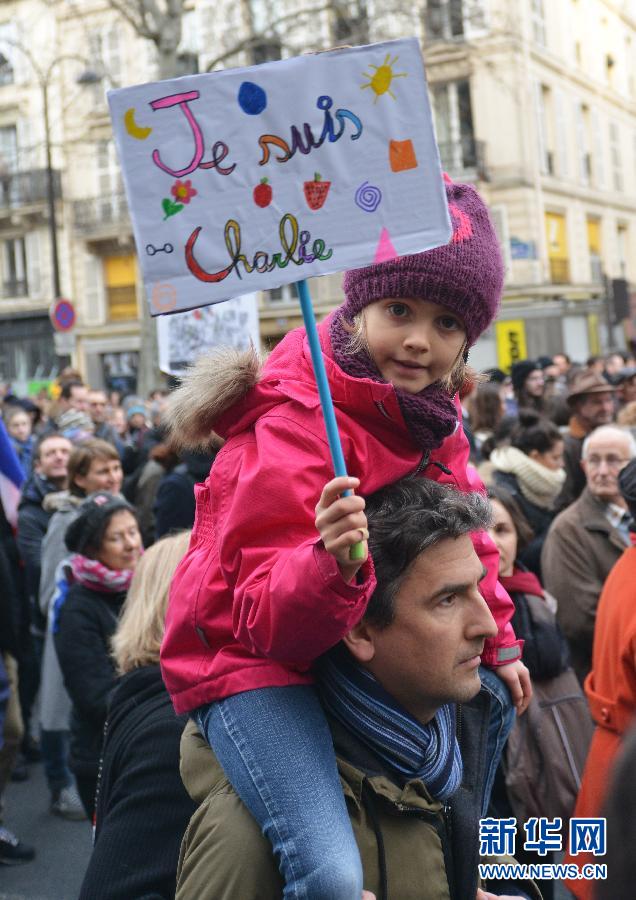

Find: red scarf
70;554;136;594
500;567;544;598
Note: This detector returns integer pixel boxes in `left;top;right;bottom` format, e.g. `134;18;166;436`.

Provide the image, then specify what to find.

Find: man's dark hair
364;477;491;629
60;380;84;401
32;432;71;464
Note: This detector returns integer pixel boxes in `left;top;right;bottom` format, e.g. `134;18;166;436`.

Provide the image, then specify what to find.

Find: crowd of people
0;178;635;900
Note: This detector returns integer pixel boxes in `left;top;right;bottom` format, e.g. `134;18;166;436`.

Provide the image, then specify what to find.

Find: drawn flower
171;179;197;204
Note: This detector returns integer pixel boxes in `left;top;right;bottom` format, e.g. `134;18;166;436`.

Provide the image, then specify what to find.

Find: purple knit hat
341;177;504;346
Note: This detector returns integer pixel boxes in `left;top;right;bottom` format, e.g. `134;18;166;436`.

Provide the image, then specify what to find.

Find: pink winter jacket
161;319;521;714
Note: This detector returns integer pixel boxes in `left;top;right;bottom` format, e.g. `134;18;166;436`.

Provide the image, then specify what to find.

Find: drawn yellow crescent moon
124;108;152;140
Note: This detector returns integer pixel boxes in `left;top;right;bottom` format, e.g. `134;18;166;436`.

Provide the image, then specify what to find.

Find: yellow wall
545;212;568;260
103;254;138;320
586;218;601;254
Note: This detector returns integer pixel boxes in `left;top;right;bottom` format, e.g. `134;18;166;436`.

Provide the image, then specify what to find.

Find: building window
103;254;138;321
265;284;294;305
586;217;602;283
536;84;556;175
575;103;593;186
617;224;628;278
88;26;122;104
424;0;466;40
0;124;17;174
609;122;623;192
531;0;546;47
102;351;139;395
0;22;16;86
545;212;569;284
431;80;478;175
97;140;124;221
332;0;369;44
245;0;283;62
2;237;28;297
0;315;56;382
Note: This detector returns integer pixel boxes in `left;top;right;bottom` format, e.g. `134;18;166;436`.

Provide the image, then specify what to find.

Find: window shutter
25;230;41;297
554;89;568;178
592;109;605;189
575;102;587;184
83;252;105;324
535;82;547;174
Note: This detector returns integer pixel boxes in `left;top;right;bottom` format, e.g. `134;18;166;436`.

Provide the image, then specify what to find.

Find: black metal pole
43;82;61;299
603;271;614;352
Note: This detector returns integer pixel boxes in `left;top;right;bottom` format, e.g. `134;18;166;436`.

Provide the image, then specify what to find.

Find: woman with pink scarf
54;493;142;818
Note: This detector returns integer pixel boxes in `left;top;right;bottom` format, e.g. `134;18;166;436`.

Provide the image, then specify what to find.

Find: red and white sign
50;299;76;332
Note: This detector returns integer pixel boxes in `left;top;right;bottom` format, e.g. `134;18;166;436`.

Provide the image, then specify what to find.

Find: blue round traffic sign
50;299;76;332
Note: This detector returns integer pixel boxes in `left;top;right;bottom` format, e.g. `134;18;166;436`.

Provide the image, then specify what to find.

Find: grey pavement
0;762;91;900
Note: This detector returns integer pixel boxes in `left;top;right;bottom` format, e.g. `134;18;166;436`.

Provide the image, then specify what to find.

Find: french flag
0;417;25;527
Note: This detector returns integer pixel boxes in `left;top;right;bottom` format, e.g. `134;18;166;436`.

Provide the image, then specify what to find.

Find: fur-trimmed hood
165;345;264;451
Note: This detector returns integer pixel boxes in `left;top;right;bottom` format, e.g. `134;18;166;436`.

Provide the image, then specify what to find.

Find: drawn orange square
389;139;418;173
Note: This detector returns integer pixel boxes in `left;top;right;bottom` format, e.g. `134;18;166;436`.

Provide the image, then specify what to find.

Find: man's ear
341;619;376;664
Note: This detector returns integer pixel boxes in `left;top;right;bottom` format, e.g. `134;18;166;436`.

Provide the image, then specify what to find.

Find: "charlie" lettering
185;214;333;283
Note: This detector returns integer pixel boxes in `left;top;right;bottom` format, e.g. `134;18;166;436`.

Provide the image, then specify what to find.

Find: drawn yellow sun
361;54;407;102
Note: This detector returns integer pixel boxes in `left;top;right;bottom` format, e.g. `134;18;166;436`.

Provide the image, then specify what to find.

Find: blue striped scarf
318;647;462;800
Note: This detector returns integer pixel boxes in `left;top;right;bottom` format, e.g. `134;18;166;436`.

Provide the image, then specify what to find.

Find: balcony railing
73;193;130;235
2;278;28;298
0;169;61;212
438;138;488;180
549;258;570;284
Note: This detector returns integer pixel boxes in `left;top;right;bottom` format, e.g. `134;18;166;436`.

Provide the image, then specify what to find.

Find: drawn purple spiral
355;181;382;213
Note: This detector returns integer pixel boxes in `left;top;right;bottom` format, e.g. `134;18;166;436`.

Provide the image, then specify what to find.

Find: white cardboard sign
157;292;260;375
109;38;451;316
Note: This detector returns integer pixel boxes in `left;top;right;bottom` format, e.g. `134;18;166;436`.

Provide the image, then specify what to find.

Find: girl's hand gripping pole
295;279;365;561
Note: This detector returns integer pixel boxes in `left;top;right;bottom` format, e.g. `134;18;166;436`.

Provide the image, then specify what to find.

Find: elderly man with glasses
542;424;636;684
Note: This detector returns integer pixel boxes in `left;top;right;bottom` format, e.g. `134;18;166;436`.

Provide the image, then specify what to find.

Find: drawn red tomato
303;172;331;211
253;178;273;208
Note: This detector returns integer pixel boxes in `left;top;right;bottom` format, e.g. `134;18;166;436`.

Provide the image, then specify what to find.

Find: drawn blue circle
238;81;267;115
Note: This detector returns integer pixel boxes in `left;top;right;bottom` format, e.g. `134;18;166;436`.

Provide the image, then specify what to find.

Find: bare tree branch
106;0;155;40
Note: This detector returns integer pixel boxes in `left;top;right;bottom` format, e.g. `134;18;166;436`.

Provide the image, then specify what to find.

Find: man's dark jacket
176;688;541;900
17;473;64;611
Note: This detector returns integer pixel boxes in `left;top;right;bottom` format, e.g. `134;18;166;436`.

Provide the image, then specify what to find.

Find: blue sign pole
295;278;364;560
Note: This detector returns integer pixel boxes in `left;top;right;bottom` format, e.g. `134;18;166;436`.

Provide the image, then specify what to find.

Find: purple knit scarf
329;314;458;454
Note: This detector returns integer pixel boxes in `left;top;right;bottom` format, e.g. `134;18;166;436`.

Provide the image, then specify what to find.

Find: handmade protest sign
108;38;452;316
157;293;260;375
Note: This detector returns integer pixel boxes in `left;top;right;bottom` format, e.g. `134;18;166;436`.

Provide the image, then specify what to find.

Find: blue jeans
479;666;515;816
195;685;363;900
40;729;73;795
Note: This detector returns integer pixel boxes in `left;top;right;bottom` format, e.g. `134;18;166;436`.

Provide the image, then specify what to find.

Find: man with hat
614;367;636;409
556;371;616;511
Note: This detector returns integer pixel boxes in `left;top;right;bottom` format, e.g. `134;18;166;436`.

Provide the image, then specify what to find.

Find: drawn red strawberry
253;178;273;208
304;172;331;211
